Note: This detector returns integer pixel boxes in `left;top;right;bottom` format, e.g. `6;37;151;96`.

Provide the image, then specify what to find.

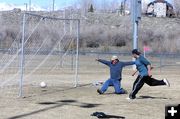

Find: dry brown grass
0;55;179;119
0;11;180;52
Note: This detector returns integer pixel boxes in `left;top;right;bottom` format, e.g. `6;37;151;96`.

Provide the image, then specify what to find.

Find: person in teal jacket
96;55;135;94
128;49;170;99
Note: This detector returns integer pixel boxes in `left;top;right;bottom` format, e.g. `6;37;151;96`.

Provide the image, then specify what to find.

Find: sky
0;0;76;9
0;0;173;10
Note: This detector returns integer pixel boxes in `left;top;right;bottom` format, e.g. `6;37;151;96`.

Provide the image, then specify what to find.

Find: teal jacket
135;55;151;76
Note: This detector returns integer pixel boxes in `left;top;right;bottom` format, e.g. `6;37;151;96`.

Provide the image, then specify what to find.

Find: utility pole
29;0;31;11
123;0;127;15
52;0;55;11
131;0;141;50
103;0;106;12
131;0;141;70
24;3;28;11
19;13;26;97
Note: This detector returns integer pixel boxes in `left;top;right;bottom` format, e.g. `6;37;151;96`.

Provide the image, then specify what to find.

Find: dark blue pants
100;78;125;94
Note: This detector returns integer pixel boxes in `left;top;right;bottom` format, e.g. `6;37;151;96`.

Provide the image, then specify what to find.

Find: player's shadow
22;83;92;98
38;99;77;105
79;103;101;108
138;95;168;99
102;92;116;95
37;83;92;96
102;93;127;96
7;99;102;119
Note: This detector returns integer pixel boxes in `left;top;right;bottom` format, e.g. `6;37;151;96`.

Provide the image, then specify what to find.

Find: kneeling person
96;56;135;94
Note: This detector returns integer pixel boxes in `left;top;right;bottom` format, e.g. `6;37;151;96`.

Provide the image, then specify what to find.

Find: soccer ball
40;82;47;88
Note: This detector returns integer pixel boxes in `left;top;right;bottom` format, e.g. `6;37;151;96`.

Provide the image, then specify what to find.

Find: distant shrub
1;11;180;53
111;34;127;47
86;41;99;48
114;40;126;47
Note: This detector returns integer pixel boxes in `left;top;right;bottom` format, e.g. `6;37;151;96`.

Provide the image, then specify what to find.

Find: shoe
126;97;136;100
97;89;103;94
115;88;128;94
127;94;136;100
123;89;128;94
163;78;170;87
126;97;131;100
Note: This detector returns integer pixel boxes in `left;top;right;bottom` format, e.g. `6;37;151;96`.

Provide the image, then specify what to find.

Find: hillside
0;10;180;53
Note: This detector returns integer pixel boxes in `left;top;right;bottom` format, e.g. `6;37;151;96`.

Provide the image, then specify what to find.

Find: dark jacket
98;59;135;80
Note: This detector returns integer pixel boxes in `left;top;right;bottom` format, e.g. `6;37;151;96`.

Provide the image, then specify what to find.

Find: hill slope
0;10;180;53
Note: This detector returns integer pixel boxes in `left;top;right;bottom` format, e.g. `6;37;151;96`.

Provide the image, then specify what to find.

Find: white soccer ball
40;82;47;88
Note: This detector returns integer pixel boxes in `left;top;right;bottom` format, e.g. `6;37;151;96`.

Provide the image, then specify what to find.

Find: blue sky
0;0;76;9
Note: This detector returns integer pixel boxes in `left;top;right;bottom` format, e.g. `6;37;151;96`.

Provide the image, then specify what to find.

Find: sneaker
126;97;136;100
97;89;103;94
126;97;131;100
163;78;170;87
126;95;136;100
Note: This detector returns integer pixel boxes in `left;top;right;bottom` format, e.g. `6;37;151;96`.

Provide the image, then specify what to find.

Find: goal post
18;13;80;97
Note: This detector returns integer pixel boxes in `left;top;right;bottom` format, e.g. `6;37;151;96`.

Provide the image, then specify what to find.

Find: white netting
0;13;80;97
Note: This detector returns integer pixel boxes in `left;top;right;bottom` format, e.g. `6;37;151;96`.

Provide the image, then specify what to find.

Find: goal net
0;13;80;97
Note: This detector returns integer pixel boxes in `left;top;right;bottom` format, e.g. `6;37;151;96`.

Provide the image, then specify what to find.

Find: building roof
147;0;173;9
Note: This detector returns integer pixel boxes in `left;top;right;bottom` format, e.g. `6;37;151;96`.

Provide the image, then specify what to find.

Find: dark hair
132;49;141;55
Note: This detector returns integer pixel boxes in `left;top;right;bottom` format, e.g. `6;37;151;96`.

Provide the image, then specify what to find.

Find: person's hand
96;59;99;61
148;71;152;77
147;65;153;77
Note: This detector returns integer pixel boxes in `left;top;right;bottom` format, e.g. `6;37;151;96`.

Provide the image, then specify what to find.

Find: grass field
0;54;180;119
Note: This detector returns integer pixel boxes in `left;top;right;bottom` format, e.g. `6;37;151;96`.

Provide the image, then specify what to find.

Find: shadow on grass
8;99;102;119
103;93;127;95
38;102;58;105
58;99;77;103
80;103;101;108
39;83;92;96
138;95;169;99
23;83;92;99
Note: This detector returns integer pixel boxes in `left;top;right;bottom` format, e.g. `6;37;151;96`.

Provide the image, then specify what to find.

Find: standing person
96;55;135;94
128;49;170;99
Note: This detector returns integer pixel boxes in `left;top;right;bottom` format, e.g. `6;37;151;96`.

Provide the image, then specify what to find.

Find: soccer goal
0;12;80;97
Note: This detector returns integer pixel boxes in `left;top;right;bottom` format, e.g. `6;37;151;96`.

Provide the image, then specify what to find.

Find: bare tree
174;0;180;17
101;0;110;12
79;0;93;15
110;0;119;11
77;0;120;13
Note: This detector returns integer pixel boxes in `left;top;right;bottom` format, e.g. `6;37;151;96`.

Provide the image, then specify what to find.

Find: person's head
132;49;141;58
111;55;119;64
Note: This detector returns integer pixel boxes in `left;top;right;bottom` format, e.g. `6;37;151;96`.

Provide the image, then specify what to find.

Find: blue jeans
100;78;125;94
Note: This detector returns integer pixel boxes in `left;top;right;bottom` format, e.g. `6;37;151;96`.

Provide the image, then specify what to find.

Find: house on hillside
146;0;175;17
